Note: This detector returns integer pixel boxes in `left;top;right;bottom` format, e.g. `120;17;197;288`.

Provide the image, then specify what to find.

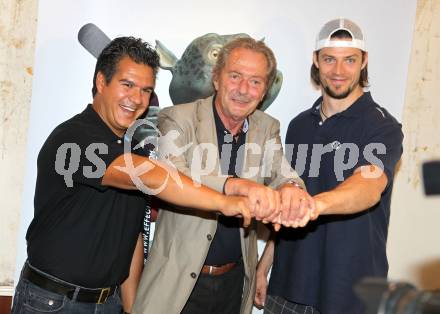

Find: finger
307;195;318;220
257;190;270;216
254;201;267;220
241;202;252;227
295;197;309;227
248;193;259;216
260;286;267;307
275;190;281;217
265;200;281;223
273;222;281;232
298;199;311;227
242;213;251;227
255;202;263;221
280;190;291;224
266;211;281;226
261;189;275;218
254;291;264;308
286;195;300;226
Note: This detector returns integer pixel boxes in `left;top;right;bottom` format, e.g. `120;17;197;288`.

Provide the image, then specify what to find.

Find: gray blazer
132;96;303;314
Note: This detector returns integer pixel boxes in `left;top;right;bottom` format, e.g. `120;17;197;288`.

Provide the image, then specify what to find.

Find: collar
212;94;249;134
310;91;374;119
84;104;123;141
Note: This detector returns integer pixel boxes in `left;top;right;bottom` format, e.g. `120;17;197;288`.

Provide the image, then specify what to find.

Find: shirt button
207;234;212;241
190;272;197;279
117;139;122;144
318;121;323;126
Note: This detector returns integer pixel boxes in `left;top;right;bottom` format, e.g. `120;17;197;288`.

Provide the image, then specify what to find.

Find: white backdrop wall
16;1;417;312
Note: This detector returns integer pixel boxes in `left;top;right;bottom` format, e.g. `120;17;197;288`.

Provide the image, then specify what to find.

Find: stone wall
387;0;440;290
0;0;38;286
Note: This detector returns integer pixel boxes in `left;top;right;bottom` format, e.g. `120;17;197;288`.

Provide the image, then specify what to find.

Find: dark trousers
181;259;245;314
264;295;321;314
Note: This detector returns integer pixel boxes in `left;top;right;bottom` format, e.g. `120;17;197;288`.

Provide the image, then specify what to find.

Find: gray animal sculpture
156;33;283;111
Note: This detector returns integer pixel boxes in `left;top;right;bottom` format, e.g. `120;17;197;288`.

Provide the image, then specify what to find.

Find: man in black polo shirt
255;18;404;314
12;36;254;314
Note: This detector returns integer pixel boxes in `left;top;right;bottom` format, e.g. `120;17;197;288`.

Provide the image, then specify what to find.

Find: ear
212;72;219;91
96;72;106;94
361;52;368;70
313;51;319;69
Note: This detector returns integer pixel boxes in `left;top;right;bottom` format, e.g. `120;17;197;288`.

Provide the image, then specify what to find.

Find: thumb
273;223;281;232
242;209;251;227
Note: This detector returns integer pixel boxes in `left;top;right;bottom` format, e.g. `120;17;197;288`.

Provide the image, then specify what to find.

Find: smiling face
314;43;367;100
94;56;155;137
213;47;268;128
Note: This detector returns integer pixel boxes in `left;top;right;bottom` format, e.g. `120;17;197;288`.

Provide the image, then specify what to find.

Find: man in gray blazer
132;37;315;314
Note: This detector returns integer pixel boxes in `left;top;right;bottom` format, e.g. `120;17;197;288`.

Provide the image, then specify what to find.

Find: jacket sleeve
157;107;228;193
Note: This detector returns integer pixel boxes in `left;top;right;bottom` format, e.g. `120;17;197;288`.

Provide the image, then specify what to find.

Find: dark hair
212;37;277;90
92;36;160;97
310;30;369;88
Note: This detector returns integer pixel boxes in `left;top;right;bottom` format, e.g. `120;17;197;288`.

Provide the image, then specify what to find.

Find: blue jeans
12;265;123;314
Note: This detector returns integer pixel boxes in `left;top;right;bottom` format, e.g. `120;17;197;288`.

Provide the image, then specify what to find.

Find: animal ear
155;40;178;71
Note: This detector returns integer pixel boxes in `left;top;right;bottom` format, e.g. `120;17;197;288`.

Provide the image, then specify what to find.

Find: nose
130;87;143;105
238;79;249;95
334;60;343;75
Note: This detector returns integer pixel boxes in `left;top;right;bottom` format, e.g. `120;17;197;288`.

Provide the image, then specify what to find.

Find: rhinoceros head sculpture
78;24;282;111
156;33;283;111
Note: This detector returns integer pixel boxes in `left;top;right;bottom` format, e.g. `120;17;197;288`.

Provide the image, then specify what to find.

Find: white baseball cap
315;18;366;51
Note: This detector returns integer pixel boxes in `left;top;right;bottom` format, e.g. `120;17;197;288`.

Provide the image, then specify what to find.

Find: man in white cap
255;18;403;314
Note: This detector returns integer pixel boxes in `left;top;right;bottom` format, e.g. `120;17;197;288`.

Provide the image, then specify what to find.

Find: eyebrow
229;71;265;80
119;79;154;91
321;54;359;59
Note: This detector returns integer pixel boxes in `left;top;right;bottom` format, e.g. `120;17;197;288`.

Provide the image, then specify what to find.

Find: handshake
218;178;318;230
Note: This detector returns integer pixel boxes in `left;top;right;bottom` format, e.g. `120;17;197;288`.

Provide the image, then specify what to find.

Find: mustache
230;92;251;103
120;100;137;108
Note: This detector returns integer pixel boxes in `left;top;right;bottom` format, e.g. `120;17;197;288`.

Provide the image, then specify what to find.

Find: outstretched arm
102;153;252;226
314;165;388;215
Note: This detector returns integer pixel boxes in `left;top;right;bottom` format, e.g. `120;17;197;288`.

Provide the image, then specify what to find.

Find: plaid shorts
263;295;321;314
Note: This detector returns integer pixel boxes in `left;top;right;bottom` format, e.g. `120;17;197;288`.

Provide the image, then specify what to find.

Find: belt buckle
97;287;110;304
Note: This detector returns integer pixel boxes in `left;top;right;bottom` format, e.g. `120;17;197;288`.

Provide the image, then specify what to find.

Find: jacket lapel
194;97;221;177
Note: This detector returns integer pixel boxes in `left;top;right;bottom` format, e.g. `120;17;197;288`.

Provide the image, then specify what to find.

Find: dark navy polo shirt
27;104;148;288
204;101;247;265
268;92;403;314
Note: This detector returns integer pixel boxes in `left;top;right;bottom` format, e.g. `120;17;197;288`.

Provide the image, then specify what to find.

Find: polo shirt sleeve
43;122;125;191
357;114;403;186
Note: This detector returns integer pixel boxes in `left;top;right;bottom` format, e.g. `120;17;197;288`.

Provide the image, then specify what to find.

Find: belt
201;261;237;276
22;263;116;304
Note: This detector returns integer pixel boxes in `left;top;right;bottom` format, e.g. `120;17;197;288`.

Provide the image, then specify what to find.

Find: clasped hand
243;181;317;229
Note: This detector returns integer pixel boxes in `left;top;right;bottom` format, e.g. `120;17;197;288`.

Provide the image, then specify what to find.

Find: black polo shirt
26;104;148;288
268;92;403;314
204;102;248;265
